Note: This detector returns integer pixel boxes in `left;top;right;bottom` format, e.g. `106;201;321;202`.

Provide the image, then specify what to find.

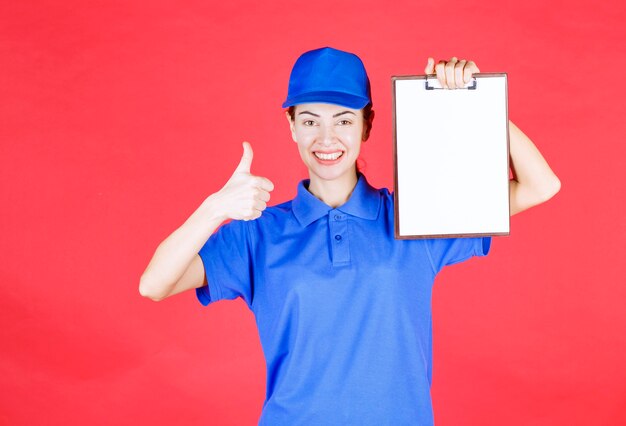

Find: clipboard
392;73;510;239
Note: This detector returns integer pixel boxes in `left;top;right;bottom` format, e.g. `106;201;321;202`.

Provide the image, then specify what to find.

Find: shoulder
379;186;393;200
247;199;297;233
364;178;392;201
259;199;295;221
375;186;394;215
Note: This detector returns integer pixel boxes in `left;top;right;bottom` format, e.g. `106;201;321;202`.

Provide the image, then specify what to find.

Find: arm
139;142;274;301
507;121;560;215
425;57;561;216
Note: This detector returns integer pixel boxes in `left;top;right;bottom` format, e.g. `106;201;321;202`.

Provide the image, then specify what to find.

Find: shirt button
335;235;342;241
334;215;341;220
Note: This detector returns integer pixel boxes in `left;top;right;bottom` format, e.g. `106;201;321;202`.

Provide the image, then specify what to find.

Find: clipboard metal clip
425;77;477;90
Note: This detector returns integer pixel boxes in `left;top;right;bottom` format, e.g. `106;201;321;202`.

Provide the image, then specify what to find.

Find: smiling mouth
314;151;343;161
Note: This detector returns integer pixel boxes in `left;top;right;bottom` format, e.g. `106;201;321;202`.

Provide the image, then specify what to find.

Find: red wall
2;1;625;424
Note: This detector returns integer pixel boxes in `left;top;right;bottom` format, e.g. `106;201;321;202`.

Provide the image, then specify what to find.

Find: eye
337;119;352;126
302;120;316;126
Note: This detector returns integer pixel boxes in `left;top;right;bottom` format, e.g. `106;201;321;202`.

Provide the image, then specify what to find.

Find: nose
320;124;335;146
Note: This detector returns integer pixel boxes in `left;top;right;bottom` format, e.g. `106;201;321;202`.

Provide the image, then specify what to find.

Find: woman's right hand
139;141;274;301
210;142;275;221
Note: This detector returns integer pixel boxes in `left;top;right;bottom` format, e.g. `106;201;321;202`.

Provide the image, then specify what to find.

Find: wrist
198;193;228;224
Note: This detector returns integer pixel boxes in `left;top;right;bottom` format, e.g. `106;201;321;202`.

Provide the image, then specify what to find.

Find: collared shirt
196;174;490;425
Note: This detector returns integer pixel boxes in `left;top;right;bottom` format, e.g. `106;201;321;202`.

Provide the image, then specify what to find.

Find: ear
362;110;375;142
285;110;297;143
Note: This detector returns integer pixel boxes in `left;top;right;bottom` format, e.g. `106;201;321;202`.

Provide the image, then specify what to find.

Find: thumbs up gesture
213;142;275;221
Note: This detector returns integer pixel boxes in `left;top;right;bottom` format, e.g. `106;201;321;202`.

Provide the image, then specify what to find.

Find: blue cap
282;47;371;109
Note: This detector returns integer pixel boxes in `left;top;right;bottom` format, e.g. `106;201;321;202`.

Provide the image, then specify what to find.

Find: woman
140;47;560;425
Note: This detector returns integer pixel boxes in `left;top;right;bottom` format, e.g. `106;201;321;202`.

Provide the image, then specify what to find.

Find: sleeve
194;219;254;307
424;236;491;275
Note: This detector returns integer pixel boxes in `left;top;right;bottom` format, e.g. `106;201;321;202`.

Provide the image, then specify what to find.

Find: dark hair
287;103;374;122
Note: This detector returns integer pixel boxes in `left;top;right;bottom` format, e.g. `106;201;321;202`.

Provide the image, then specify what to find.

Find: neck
308;171;358;208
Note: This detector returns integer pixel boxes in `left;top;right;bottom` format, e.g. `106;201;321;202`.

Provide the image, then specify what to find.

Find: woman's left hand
424;57;480;89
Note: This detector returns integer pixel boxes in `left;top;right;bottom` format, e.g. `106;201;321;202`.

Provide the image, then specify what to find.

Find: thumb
424;57;435;75
234;141;253;174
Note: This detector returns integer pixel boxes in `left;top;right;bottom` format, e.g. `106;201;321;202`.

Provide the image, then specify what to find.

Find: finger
256;177;274;192
424;57;435;75
251;187;270;203
435;61;446;88
234;141;253;174
444;59;457;89
464;60;480;83
257;189;271;203
241;207;260;221
245;208;262;221
253;200;267;212
455;60;467;88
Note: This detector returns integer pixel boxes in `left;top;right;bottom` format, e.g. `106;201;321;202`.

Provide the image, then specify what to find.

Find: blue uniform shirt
196;174;491;425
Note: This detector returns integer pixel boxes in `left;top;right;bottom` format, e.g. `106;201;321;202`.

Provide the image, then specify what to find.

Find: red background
2;1;625;424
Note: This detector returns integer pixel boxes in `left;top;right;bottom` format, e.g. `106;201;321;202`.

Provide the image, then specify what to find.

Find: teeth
315;152;342;160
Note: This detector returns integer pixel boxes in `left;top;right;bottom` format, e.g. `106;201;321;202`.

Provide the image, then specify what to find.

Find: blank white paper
394;74;510;238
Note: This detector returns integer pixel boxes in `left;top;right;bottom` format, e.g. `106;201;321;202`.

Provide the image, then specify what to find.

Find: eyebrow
298;110;357;118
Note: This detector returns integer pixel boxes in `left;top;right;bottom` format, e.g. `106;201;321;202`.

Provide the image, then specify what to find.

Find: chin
308;164;355;183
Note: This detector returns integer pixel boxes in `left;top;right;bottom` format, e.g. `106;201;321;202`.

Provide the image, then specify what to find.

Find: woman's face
286;103;372;184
